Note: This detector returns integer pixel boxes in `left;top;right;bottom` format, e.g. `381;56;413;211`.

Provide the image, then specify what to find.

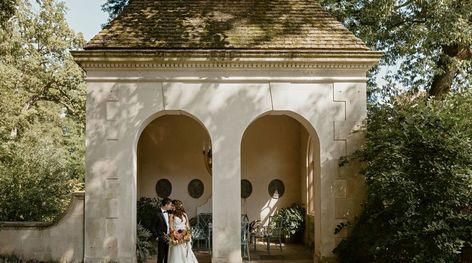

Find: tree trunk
429;45;472;98
429;46;458;98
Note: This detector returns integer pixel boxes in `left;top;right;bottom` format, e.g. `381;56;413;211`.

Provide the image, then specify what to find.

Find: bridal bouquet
167;228;192;246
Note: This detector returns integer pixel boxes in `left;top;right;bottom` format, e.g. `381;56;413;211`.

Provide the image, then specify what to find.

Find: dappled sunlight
90;159;116;191
61;248;76;262
206;86;241;113
241;111;321;262
306;136;316;215
260;197;280;226
77;43;369;263
87;0;368;50
76;73;363;262
0;193;85;261
61;0;378;262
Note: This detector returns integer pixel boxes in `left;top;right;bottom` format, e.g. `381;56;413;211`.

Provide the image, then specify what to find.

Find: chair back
241;214;251;259
241;214;250;241
192;213;213;250
198;213;212;227
197;213;212;236
267;215;283;237
191;226;205;239
249;219;264;237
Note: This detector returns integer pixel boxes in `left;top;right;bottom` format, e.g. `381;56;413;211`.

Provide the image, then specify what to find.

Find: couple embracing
156;198;198;263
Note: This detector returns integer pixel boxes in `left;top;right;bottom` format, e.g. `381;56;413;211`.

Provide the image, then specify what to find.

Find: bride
168;200;199;263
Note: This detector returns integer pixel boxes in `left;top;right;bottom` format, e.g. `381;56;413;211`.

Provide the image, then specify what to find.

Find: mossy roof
85;0;369;51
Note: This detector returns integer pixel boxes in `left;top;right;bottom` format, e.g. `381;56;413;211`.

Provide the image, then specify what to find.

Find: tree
0;0;85;221
0;0;17;28
334;91;472;262
102;0;128;20
319;0;472;98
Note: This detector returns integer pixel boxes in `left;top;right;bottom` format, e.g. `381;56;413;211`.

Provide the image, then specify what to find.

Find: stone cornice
71;49;383;70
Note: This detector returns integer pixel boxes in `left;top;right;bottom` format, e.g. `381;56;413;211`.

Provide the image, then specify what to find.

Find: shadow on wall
99;0;345;49
81;62;369;262
0;192;85;262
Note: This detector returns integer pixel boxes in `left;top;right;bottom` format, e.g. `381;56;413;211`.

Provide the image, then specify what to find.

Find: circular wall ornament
241;179;252;199
268;179;285;199
155;179;172;198
188;179;204;199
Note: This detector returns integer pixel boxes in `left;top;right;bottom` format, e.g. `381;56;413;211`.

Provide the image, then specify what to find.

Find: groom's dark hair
160;197;172;207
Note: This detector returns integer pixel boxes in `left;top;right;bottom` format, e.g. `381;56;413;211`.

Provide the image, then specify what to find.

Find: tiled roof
85;0;369;51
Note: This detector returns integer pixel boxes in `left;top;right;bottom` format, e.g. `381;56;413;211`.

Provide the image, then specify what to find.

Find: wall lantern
202;140;212;175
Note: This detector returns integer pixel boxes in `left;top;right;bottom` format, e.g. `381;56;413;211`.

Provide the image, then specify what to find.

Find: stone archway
76;58;375;263
136;114;212;221
241;112;321;262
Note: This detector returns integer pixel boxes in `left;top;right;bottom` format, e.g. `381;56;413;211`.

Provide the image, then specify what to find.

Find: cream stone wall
76;55;376;263
0;192;85;262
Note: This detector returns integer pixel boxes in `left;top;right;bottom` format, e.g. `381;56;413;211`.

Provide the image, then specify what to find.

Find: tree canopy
0;0;85;221
334;90;472;262
102;0;128;21
0;0;17;28
319;0;472;98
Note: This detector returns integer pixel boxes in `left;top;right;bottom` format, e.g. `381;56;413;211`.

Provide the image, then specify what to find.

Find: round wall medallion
241;179;252;199
188;179;204;199
268;179;285;199
155;179;172;198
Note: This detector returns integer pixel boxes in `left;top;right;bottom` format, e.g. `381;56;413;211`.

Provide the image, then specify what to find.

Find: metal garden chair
241;214;251;260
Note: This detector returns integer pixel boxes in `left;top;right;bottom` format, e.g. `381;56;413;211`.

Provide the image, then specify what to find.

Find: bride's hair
172;199;186;220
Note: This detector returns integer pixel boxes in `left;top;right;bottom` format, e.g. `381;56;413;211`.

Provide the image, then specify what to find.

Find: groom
156;197;173;263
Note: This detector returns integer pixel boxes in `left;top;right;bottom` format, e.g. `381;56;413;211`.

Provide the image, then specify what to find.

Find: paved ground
147;241;313;263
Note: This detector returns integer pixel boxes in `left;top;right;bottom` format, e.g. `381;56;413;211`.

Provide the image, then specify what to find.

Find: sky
62;0;108;41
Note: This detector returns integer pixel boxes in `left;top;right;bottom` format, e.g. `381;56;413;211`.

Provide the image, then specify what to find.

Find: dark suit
156;209;169;263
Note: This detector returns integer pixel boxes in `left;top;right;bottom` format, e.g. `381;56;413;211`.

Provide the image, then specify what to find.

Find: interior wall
241;115;303;224
137;115;211;219
138;114;311;225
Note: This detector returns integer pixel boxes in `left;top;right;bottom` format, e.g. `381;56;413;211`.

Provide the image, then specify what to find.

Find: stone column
85;80;165;263
211;132;243;263
168;81;272;263
84;81;120;263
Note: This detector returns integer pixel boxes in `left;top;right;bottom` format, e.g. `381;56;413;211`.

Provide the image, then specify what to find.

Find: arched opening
241;113;320;262
136;113;213;255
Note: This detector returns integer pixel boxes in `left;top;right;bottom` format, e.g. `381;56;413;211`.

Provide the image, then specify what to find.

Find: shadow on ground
147;241;313;263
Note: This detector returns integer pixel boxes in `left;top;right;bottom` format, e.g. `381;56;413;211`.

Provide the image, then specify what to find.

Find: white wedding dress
168;215;198;263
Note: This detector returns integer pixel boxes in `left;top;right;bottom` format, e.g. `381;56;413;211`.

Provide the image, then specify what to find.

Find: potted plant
270;203;306;242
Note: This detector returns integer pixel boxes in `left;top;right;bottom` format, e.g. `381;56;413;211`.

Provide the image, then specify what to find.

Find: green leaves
136;198;160;262
136;223;153;263
0;136;75;221
334;91;472;262
271;203;305;238
101;0;129;21
320;0;472;97
0;0;85;222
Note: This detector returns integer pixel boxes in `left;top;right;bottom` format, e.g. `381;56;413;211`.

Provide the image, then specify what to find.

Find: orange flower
168;229;192;246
